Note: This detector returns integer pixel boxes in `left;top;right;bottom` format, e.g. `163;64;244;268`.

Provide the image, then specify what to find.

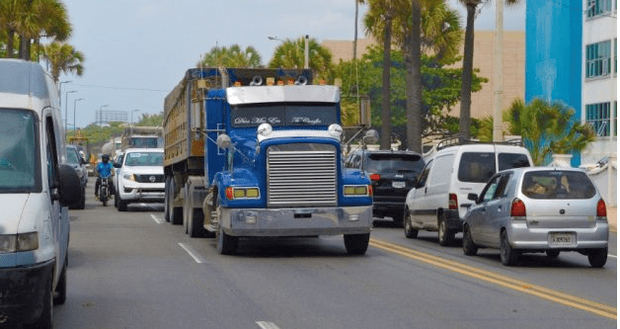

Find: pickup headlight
344;185;372;197
225;187;260;200
123;173;136;181
0;232;38;253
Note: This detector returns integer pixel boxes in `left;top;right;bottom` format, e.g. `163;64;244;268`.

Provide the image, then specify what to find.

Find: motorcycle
98;176;112;206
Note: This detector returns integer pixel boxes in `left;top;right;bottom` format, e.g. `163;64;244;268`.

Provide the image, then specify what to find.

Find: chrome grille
267;144;337;207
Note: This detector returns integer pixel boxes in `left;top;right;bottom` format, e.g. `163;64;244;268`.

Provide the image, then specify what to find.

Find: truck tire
344;233;370;255
215;197;237;254
169;178;183;225
189;208;210;238
164;176;171;222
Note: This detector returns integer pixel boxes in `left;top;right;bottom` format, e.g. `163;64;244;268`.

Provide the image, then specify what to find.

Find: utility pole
65;90;77;133
493;0;504;142
304;34;309;69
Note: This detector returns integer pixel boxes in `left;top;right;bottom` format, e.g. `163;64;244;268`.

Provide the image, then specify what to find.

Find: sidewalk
608;207;616;233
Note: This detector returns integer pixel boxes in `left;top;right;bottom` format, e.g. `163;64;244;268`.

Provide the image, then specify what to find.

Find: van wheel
404;209;418;239
54;257;67;305
26;274;53;329
588;248;607;268
118;199;127;212
344;233;370;255
438;217;454;246
462;225;478;256
500;230;518;266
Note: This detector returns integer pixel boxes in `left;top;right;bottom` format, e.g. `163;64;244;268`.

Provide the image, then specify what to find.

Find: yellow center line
369;238;617;320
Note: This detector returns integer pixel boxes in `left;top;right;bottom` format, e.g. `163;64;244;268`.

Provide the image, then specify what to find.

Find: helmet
102;154;110;163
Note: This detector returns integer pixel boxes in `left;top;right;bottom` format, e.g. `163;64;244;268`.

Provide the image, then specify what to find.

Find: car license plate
548;232;576;247
392;181;406;189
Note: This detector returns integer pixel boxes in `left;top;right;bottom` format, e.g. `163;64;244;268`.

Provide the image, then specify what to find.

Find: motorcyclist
95;154;114;198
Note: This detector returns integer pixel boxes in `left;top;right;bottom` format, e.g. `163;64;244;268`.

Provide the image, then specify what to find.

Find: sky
57;0;525;129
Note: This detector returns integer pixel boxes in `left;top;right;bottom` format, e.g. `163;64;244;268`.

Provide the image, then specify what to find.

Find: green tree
42;41;84;82
136;113;163;127
268;37;333;81
458;0;520;139
198;44;261;68
504;98;595;165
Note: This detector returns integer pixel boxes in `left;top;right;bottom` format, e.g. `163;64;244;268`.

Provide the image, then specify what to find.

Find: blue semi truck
163;68;374;255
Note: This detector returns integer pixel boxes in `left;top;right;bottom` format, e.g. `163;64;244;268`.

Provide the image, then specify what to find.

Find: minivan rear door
520;170;598;230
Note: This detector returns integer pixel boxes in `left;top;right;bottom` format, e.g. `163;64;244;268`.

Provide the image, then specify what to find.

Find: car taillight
511;198;526;217
448;193;458;210
597;199;607;217
369;173;381;181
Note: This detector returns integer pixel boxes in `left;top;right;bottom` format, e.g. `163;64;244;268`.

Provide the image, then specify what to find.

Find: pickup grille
135;174;165;183
267;143;337;207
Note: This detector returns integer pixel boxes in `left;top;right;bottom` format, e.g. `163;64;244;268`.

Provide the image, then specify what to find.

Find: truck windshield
231;103;338;127
0;109;40;193
124;152;163;166
131;137;158;148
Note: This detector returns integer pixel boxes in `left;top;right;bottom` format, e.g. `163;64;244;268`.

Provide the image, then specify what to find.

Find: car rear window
458;152;496;183
365;153;424;175
522;171;596;199
498;153;530;171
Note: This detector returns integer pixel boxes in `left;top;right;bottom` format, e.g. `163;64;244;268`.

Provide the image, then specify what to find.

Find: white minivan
0;60;81;328
404;141;533;245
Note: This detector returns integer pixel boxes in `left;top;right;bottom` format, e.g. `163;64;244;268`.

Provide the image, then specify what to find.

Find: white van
0;59;80;328
404;141;533;246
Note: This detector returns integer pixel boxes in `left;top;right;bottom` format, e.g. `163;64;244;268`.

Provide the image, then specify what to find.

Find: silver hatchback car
462;167;609;267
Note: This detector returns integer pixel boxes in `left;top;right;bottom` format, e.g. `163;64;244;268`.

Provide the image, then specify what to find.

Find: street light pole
304;34;309;69
73;98;84;132
98;104;109;126
493;0;504;142
65;90;77;133
58;80;71;112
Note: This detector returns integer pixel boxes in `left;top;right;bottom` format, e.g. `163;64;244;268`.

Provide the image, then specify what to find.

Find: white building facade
581;0;617;163
581;0;617;205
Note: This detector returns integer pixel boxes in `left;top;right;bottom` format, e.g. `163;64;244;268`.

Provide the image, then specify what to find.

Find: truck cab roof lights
327;124;343;139
257;123;273;137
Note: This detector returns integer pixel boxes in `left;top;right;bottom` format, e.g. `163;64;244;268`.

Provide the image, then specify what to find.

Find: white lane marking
150;214;163;224
608;254;617;258
178;242;205;264
256;321;281;329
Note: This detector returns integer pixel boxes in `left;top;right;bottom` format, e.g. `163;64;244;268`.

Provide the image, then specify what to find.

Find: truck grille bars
267;143;337;207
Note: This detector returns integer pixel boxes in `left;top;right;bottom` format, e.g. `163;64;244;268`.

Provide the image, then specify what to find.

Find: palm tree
199;44;262;68
363;0;461;151
504;98;594;165
268;37;333;80
0;0;72;60
42;41;84;82
458;0;520;140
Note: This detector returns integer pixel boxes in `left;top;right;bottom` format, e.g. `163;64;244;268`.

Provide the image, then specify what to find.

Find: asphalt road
54;195;617;329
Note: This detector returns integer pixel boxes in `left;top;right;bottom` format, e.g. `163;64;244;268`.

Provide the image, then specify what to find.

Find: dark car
345;149;425;225
65;145;87;209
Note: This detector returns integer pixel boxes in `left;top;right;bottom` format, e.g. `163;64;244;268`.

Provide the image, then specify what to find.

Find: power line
71;83;167;93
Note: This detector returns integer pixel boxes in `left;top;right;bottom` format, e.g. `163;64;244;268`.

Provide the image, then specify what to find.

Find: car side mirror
58;164;82;206
467;193;479;203
113;162;121;168
80;157;87;165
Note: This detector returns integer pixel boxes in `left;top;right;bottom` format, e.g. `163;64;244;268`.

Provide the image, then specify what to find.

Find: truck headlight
123;173;136;181
226;187;260;200
328;123;343;139
0;232;38;253
257;123;273;137
343;185;371;197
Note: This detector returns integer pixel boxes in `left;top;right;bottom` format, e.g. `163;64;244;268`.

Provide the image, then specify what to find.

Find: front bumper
0;259;54;325
220;206;373;237
119;181;164;202
507;220;609;250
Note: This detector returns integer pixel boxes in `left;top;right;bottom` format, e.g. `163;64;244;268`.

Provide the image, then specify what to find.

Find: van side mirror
113;162;121;168
467;193;479;203
58;164;82;206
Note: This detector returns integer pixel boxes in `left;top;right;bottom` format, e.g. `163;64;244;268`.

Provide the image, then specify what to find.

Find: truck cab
164;68;373;255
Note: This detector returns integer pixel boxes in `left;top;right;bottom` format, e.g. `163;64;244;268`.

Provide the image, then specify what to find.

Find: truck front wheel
215;197;237;254
344;233;370;255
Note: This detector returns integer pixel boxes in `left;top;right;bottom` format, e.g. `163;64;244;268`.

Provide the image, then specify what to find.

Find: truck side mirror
58;164;82;206
363;129;379;145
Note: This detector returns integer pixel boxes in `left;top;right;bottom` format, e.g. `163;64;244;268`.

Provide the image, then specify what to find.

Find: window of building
586;102;612;136
587;0;613;18
586;40;612;78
